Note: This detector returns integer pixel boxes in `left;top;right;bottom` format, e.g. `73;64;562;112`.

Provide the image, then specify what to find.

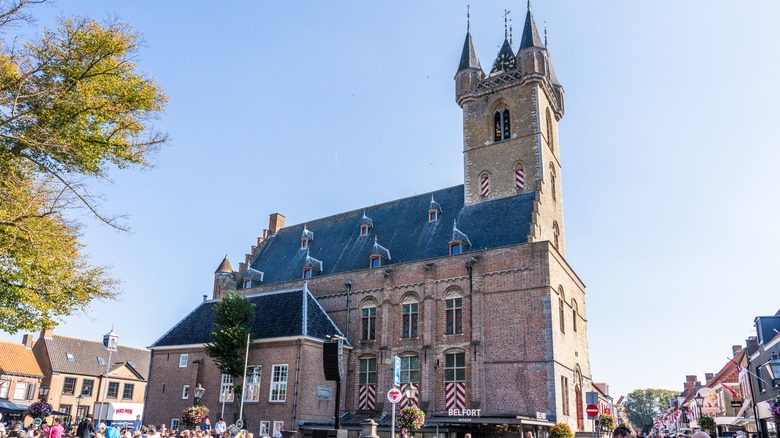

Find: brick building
0;335;44;422
148;6;593;438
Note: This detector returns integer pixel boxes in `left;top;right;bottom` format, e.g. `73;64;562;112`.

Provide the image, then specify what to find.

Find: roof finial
544;21;548;48
509;18;513;46
503;9;511;40
528;0;531;11
467;5;470;32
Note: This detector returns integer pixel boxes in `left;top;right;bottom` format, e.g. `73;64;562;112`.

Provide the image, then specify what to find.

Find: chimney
21;334;34;349
732;345;743;358
705;373;714;383
268;213;285;235
41;327;54;340
685;375;697;392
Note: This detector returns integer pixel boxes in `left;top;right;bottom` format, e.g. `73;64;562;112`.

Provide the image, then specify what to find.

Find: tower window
494;110;510;141
302;267;313;279
360;224;369;236
480;173;490;198
449;242;462;255
515;162;525;191
550;165;557;202
546;108;555;152
553;221;560;249
572;300;578;332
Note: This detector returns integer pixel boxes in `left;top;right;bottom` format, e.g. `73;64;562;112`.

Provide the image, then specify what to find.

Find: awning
733;399;753;425
715;417;738;425
105;403;144;421
0;400;31;414
427;416;523;425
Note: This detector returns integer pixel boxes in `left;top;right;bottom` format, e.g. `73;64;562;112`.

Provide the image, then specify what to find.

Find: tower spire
519;4;544;49
503;9;511;40
510;18;513;46
544;21;548;47
467;5;470;32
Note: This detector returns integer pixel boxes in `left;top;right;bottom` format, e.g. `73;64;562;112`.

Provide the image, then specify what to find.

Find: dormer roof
371;237;391;260
301;225;314;241
243;267;264;284
450;220;472;247
304;251;323;272
429;195;442;213
214;255;233;274
360;212;373;229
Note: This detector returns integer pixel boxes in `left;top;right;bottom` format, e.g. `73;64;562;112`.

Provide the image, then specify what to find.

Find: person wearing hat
76;414;95;438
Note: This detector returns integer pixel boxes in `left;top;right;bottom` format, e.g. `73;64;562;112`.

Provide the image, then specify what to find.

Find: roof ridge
51;335;150;352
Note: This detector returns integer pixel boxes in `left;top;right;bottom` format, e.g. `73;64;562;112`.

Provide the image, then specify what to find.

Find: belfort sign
448;409;482;417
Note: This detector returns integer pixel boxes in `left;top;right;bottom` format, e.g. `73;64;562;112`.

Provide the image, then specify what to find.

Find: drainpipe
343;280;353;413
466;260;475;360
745;355;762;438
292;339;301;431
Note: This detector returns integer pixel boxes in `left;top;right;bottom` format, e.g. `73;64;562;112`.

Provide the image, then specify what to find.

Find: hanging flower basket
27;402;53;418
770;395;780;432
398;405;425;432
599;414;616;431
181;405;209;428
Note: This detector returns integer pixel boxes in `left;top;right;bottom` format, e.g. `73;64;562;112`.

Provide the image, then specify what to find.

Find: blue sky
3;1;780;401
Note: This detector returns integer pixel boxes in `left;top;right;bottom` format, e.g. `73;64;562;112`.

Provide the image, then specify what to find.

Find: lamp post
38;384;50;402
194;384;205;406
98;329;118;425
695;394;704;426
76;394;84;422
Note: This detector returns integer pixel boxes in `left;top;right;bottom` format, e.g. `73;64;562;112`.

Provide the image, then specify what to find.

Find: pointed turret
455;10;485;106
213;255;236;300
458;32;482;72
518;8;544;50
490;39;517;74
215;255;232;274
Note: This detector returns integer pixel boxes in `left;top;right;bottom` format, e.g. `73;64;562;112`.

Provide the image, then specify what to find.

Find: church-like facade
146;6;593;437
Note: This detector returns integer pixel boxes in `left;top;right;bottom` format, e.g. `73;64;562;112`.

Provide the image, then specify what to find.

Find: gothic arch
444;286;464;299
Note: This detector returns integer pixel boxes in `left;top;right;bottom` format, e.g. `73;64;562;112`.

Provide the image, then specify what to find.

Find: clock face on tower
491;44;517;74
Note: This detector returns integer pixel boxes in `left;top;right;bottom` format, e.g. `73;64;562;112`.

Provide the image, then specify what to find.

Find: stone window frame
546;108;555;152
558;286;566;334
358;355;378;385
360;297;378;341
401;293;420;339
553;221;560;250
571;299;578;332
443;349;467;383
444;288;464;336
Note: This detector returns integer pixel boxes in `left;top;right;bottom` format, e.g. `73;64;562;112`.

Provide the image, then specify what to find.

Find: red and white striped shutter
515;166;525;190
480;175;490;197
445;382;466;411
358;385;376;411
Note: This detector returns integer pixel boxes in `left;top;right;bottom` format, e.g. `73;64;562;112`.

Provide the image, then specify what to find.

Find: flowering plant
398;405;425;431
599;414;616;431
550;423;574;438
27;402;53;418
181;405;209;427
769;395;780;432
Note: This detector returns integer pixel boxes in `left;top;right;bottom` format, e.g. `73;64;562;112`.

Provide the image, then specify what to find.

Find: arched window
401;295;419;338
553;221;560;249
514;162;525;191
572;300;578;332
361;299;377;341
493;110;510;141
546;108;555;152
480;172;490;198
558;286;565;334
549;164;557;202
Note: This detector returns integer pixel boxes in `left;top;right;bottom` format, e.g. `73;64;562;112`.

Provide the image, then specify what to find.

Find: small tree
698;416;715;436
205;292;255;403
550;423;574;438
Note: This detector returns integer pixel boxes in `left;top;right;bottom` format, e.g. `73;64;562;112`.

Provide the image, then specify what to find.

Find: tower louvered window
546;108;555;152
494;110;510;141
480;173;490;198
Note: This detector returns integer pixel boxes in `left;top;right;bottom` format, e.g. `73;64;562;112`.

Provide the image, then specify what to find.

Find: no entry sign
586;404;599;418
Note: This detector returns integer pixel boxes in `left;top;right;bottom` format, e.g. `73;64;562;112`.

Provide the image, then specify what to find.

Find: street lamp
38;384;50;402
764;352;780;386
76;394;84;421
97;329;118;425
194;384;205;406
695;394;704;423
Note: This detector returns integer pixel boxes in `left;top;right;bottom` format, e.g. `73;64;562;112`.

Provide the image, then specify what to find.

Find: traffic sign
586;404;599;418
388;387;402;404
33;418;42;426
235;419;244;429
393;356;401;386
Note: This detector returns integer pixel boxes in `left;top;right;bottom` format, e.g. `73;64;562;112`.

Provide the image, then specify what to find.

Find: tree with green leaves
205;292;256;395
0;0;168;332
623;388;678;433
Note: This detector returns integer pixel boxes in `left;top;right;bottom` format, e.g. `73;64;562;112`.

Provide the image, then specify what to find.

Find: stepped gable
150;288;345;348
43;335;150;379
241;185;535;286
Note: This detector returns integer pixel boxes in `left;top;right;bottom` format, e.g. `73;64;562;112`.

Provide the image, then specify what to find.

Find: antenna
467;5;470;32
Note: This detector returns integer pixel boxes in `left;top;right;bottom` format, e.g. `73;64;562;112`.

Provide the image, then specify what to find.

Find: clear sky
3;0;779;402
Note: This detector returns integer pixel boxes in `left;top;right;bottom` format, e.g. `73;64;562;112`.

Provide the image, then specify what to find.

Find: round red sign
586;404;599;416
387;388;402;404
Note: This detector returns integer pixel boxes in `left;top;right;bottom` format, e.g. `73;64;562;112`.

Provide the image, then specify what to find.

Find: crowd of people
0;415;265;438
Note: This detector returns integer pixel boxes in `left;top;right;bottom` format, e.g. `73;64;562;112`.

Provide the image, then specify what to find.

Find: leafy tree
698;415;715;436
0;0;167;332
624;388;678;433
205;292;256;389
550;423;573;438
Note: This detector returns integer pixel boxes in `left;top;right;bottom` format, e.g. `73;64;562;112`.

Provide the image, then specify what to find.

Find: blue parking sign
393;356;401;386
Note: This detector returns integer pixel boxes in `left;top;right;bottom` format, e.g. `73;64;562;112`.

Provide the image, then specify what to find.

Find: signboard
697;388;720;414
586;404;599;418
316;386;333;400
604;407;611;415
586;391;598;405
33;418;42;426
393;356;401;386
731;401;743;408
235;420;244;429
536;412;547;420
388;387;402;404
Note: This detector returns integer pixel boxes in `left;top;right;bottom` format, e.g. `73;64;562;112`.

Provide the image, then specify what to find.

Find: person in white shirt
213;419;226;438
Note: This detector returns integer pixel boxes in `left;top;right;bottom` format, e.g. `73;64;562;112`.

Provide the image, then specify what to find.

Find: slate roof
519;8;544;50
457;32;482;72
41;335;150;379
239;185;535;286
0;341;43;377
151;287;345;348
490;39;517;74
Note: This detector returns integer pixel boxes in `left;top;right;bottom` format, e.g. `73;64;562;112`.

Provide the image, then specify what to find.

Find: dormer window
449;220;471;256
428;196;442;222
243;278;252;288
369;256;381;268
359;212;373;236
302;267;313;279
429;211;438;222
369;237;391;269
494;109;510;142
302;252;322;278
449;242;462;255
301;239;309;250
360;224;370;236
301;225;314;250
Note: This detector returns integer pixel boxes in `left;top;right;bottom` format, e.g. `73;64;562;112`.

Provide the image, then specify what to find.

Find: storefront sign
316;386;332;400
536;412;547;420
730;401;743;408
448;409;481;417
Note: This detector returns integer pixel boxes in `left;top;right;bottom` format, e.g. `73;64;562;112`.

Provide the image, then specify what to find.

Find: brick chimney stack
21;334;33;349
685;375;697;393
268;213;285;234
732;345;743;358
705;373;714;383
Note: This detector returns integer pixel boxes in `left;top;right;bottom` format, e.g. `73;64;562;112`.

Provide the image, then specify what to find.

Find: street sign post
586;404;599;418
389;387;402;438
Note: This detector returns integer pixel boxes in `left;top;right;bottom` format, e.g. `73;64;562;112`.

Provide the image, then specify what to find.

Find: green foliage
205;292;256;377
181;405;209;428
397;405;425;431
550;423;573;438
599;414;616;431
0;1;167;333
698;416;715;435
624;389;678;434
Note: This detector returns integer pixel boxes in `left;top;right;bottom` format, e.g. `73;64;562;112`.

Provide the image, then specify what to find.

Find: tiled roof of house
0;341;43;377
42;335;150;379
239;185;535;287
150;287;345;348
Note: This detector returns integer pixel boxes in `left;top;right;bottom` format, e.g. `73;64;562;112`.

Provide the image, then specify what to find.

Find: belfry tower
455;5;567;255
